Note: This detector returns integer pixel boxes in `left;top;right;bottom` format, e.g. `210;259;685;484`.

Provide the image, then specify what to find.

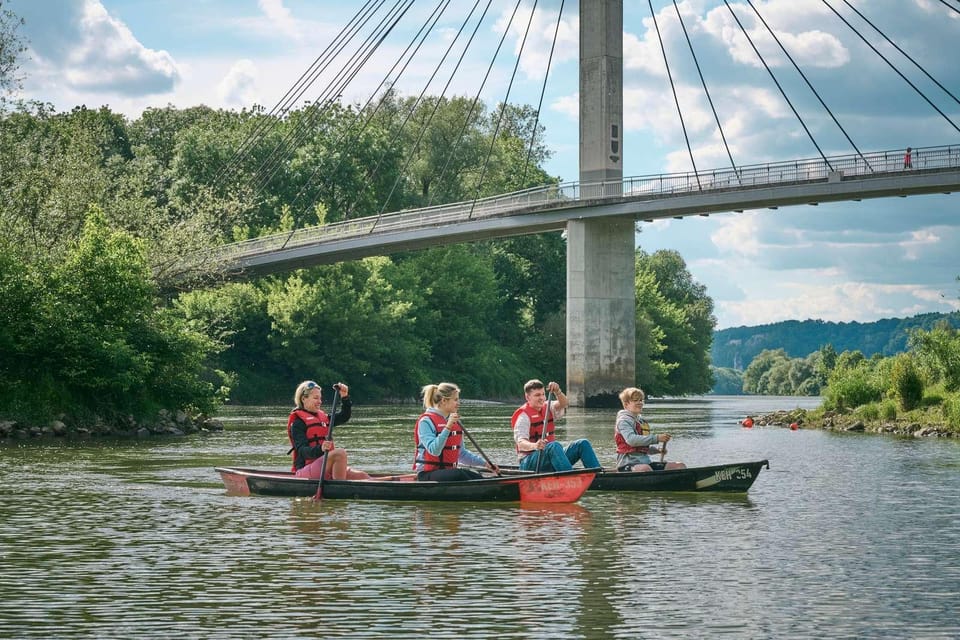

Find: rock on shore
754;408;955;438
0;410;225;441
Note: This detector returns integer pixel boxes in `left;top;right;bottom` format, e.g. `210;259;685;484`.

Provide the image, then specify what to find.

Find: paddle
458;422;501;477
534;390;554;474
658;437;667;471
312;385;340;501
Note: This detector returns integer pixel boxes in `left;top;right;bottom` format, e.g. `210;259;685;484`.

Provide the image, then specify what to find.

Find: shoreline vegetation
0;411;225;441
754;407;959;438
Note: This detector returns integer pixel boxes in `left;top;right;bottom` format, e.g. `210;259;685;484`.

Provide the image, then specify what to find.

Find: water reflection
2;399;959;639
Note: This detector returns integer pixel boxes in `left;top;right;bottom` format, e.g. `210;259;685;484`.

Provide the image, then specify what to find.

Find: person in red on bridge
904;147;913;169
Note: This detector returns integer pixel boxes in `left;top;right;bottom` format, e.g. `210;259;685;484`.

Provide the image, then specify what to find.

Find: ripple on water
2;402;959;638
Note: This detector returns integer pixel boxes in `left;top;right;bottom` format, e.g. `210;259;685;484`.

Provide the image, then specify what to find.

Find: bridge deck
197;144;960;277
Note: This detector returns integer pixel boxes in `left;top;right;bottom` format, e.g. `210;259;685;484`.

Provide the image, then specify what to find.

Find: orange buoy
789;422;799;430
741;417;754;429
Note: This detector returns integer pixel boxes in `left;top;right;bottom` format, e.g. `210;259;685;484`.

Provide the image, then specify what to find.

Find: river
1;396;958;639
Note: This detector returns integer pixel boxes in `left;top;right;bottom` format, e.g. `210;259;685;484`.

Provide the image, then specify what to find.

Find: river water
1;396;958;639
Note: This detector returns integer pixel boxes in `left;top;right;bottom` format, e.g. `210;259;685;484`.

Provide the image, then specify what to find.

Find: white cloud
499;5;577;82
257;0;301;43
17;0;180;97
710;212;764;257
217;59;259;107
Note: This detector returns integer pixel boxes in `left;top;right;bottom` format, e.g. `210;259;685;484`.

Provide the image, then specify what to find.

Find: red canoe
215;466;598;503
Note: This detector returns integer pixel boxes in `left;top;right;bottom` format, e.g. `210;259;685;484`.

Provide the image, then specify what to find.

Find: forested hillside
712;312;960;370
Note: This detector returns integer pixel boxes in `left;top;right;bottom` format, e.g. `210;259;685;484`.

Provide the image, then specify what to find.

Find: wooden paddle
458;422;501;477
312;385;341;501
534;390;554;474
658;436;667;471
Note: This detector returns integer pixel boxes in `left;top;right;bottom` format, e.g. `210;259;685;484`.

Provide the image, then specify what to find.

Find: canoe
588;460;769;492
215;466;598;503
493;460;769;493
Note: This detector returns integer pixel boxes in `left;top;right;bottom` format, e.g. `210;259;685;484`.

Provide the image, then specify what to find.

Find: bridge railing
207;144;960;264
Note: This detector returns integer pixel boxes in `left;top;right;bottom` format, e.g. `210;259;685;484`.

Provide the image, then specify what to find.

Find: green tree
265;258;426;400
742;349;788;394
710;366;744;394
909;321;960;391
1;209;221;424
0;3;26;109
634;249;716;395
887;354;923;411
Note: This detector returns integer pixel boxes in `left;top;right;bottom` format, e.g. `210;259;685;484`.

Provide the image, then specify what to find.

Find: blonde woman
414;382;497;481
287;380;371;481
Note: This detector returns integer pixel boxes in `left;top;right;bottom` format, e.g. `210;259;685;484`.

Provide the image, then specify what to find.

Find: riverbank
755;407;959;438
0;410;225;441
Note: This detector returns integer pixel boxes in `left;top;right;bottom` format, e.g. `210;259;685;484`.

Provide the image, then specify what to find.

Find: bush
823;363;882;410
0;210;223;425
943;393;960;429
888;355;924;411
879;399;898;421
855;403;880;421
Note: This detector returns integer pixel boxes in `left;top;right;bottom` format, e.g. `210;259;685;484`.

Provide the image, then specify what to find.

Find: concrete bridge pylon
566;0;635;407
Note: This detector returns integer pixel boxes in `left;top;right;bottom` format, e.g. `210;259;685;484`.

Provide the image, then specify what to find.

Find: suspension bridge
196;1;960;405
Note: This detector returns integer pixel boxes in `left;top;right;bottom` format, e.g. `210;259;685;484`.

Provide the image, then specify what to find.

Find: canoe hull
215;467;596;503
588;460;769;492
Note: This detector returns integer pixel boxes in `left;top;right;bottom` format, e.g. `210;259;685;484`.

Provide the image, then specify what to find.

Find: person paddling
614;387;686;472
414;382;498;481
287;380;371;481
512;379;601;473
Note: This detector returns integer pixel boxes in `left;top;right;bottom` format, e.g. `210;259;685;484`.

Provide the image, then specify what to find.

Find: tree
635;249;716;395
0;3;26;109
1;209;222;424
711;367;744;394
909;322;960;391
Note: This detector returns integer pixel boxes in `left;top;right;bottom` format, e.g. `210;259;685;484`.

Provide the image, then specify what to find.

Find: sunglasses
302;381;342;397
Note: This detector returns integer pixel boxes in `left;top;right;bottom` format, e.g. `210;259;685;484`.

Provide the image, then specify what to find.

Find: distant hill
711;312;960;370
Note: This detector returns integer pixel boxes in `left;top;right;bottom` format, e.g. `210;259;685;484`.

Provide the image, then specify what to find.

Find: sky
6;0;960;329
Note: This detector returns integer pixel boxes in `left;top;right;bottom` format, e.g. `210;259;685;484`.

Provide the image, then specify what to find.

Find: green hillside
712;312;960;371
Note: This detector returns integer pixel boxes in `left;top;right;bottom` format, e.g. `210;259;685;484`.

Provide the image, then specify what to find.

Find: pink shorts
294;457;332;480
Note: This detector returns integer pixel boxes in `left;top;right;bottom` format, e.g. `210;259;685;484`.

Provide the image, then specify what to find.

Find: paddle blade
516;469;595;503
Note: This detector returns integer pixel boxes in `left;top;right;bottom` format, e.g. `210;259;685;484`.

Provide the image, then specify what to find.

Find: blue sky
8;0;960;329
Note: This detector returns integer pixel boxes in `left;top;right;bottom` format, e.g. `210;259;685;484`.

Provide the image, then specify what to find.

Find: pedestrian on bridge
904;147;913;169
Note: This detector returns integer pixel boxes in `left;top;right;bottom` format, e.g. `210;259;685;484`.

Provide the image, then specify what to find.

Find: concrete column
567;0;634;407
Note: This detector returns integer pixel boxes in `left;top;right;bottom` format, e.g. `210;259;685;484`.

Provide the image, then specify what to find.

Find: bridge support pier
566;0;633;407
566;217;635;407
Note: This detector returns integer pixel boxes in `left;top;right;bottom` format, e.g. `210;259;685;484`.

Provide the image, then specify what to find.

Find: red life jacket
287;408;330;471
413;411;463;471
511;403;556;455
615;412;650;455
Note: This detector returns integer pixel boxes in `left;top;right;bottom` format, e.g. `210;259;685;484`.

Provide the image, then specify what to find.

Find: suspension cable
520;0;565;188
841;0;960;109
250;0;413;196
215;0;385;186
372;0;493;228
345;0;450;224
425;0;498;208
650;0;701;188
724;0;833;170
671;0;738;179
291;1;473;222
822;0;960;135
468;0;539;217
746;0;871;171
936;0;960;17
